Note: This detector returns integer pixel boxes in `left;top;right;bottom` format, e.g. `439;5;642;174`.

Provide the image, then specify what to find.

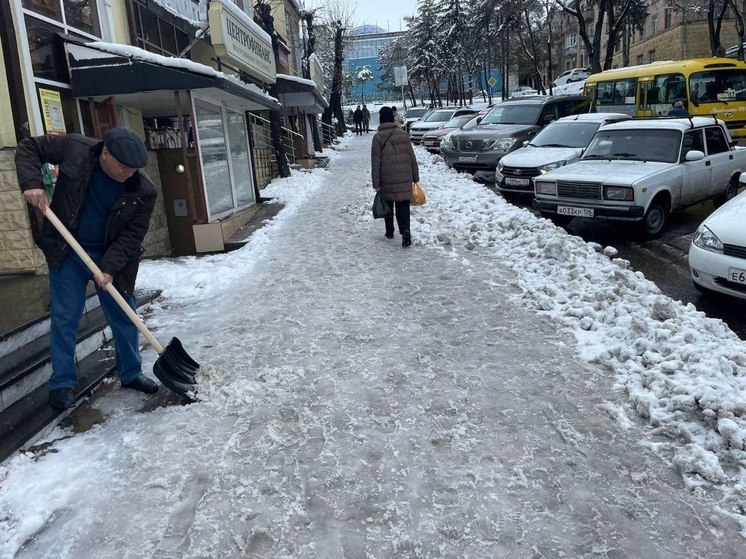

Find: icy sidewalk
1;134;744;558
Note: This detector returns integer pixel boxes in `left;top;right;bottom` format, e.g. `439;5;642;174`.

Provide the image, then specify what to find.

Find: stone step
0;290;160;412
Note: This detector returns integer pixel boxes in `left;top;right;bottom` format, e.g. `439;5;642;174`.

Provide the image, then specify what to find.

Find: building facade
0;0;327;277
549;5;741;81
346;25;406;103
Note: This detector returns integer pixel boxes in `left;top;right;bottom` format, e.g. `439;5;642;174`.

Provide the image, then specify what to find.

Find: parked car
533;117;746;238
689;188;746;299
404;107;430;132
409;107;478;144
420;114;480;154
495;112;631;196
441;95;593;182
553;68;591;87
511;85;539;98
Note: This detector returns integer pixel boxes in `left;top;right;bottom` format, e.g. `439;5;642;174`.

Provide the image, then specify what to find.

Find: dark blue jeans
48;250;142;390
384;199;410;236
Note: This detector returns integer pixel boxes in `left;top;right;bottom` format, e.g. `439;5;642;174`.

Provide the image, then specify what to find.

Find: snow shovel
44;207;199;401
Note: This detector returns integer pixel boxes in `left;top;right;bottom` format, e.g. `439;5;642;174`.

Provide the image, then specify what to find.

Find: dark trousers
355;122;362;134
49;250;142;390
384;199;410;236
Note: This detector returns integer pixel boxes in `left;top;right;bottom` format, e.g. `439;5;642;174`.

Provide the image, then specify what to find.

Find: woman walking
371;106;419;247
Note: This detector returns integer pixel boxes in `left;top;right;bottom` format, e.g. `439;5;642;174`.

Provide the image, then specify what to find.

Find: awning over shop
276;73;329;113
65;40;281;117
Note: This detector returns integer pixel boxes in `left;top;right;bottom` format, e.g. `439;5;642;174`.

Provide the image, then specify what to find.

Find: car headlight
443;136;454;149
535;181;557;196
497;160;504;172
604;186;634;201
491;138;517;151
539;161;567;174
692;225;723;253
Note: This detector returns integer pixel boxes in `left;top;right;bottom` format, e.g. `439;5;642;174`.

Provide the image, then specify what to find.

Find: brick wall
0;148;45;275
0;148;171;277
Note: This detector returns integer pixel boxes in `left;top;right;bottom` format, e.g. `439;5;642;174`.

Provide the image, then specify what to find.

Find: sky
301;0;418;32
1;106;746;555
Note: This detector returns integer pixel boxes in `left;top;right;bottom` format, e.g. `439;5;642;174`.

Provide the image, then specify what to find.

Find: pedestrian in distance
353;105;363;135
668;100;689;117
15;128;160;411
362;103;371;133
371;106;420;247
392;106;406;129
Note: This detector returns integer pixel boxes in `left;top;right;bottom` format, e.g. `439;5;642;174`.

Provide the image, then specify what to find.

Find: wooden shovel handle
44;207;164;354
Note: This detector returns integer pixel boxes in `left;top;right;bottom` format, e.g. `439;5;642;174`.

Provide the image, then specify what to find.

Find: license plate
557;206;594;217
459;156;478;162
504;177;530;186
728;268;746;284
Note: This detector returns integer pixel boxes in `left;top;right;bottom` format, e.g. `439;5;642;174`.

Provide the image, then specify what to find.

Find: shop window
64;0;100;36
22;0;62;23
36;86;84;135
129;1;191;57
25;16;69;82
194;98;255;218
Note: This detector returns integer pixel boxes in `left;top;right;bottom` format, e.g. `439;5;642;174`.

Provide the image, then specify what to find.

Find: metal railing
320;121;338;147
249;112;303;167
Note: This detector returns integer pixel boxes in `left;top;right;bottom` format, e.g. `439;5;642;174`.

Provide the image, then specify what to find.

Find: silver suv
441;95;593;182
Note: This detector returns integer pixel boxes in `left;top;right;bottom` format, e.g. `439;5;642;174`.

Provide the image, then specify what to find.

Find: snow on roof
276;73;318;89
84;41;278;105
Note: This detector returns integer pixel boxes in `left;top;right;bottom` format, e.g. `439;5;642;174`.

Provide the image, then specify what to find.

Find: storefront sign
39;89;66;135
208;0;276;84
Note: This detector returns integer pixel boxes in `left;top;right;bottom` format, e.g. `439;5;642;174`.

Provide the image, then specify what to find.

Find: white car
409;107;477;144
510;85;538;98
533;117;746;238
689;188;746;299
553;68;591;87
495;112;631;196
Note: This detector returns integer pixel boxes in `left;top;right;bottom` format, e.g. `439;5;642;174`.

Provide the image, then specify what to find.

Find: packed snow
1;127;746;557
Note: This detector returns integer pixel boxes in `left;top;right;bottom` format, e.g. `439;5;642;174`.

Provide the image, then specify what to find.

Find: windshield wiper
538;143;570;148
611;152;637;158
583;154;611;160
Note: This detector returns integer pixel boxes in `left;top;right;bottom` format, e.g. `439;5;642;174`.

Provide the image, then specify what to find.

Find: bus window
613;78;637;104
690;69;746;103
653;73;687;103
597;81;614;105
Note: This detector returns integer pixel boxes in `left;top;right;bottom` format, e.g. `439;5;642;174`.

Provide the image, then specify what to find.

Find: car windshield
443;115;475;128
406;108;428;118
480;104;542;125
531;122;601;148
425;111;455;122
583;129;681;163
461;117;481;130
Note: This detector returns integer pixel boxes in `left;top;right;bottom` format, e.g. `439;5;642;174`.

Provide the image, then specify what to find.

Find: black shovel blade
153;337;199;401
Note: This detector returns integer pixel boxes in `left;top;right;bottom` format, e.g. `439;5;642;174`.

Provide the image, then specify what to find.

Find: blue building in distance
346;25;406;103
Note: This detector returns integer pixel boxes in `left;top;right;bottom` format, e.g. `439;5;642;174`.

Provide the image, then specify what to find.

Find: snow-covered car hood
451;124;540;141
699;190;746;245
539;160;672;185
500;146;583;168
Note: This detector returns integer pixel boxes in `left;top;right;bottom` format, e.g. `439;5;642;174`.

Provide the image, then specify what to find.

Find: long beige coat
371;123;420;202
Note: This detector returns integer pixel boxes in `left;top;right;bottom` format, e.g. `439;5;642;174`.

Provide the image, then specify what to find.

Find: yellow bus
583;58;746;141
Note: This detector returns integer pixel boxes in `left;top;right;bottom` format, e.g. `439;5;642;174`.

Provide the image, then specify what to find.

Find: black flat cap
104;127;148;168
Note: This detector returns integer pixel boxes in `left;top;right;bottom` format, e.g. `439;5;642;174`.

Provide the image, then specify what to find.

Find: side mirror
476;117;483;124
522;140;529;147
685;150;705;162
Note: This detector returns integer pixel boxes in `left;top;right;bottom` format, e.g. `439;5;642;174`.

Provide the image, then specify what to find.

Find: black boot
402;231;412;247
49;388;75;410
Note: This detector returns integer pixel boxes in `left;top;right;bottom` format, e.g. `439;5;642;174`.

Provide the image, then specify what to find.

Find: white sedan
689;188;746;299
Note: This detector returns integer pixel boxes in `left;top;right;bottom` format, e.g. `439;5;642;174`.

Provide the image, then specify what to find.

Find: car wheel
640;198;668;239
713;176;739;208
